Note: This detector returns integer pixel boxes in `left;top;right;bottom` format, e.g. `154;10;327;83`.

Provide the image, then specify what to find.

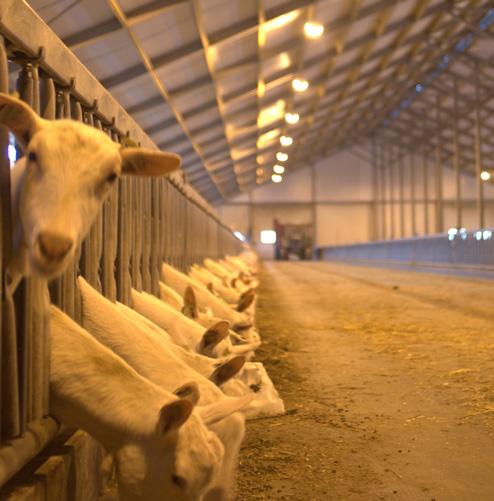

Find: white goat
0;93;179;291
77;277;249;497
50;305;245;501
128;289;284;419
189;265;255;311
162;263;252;330
132;289;256;358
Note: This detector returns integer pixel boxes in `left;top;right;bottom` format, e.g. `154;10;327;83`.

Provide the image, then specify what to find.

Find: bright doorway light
292;78;309;92
260;230;277;244
271;173;283;183
304;21;324;39
273;164;285;174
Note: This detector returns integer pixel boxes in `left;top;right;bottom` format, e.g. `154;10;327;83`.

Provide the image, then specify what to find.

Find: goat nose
38;232;73;261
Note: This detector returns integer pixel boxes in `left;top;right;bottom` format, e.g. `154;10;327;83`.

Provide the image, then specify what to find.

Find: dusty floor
237;261;494;501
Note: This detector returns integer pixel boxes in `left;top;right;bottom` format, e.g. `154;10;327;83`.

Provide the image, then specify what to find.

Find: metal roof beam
64;0;189;50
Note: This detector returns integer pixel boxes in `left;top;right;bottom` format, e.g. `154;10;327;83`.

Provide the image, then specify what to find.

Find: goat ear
120;147;181;177
198;395;252;426
182;286;198;319
0;93;42;148
174;382;200;406
238;290;255;312
158;399;193;435
210;355;246;386
199;321;230;355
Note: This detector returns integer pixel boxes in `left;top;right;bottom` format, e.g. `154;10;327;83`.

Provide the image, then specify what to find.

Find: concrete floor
237;261;494;501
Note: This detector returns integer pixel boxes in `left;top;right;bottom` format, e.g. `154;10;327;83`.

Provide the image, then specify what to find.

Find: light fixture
285;112;299;124
271;173;283;183
276;152;288;162
256;167;264;175
260;230;277;244
233;231;247;242
481;170;491;181
273;164;285;174
292;78;309;92
280;135;293;146
304;21;324;39
258;99;286;128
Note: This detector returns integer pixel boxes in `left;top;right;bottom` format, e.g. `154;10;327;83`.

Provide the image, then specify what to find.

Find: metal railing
0;0;242;489
316;230;494;267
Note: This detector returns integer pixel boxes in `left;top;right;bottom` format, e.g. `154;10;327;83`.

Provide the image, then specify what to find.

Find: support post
435;94;444;234
388;143;395;240
371;137;378;241
453;77;462;229
398;146;405;238
311;164;317;251
410;152;417;236
423;152;429;235
474;62;485;229
379;140;386;240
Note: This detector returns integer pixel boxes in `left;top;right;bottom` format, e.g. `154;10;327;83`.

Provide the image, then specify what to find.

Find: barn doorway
274;219;313;260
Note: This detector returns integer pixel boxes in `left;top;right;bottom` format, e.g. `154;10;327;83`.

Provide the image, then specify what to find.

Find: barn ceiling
26;0;494;203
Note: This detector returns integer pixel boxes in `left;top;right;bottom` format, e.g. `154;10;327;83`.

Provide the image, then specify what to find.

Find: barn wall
218;149;494;254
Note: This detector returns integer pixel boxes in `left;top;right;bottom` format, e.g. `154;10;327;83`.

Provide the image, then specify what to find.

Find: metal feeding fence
0;1;242;489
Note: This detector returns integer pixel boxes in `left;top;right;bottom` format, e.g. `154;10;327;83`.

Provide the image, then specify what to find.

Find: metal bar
379;141;386;240
474;60;485;229
410;152;417;237
453;77;462;229
398;146;405;238
423;151;429;235
435;94;444;233
389;143;395;239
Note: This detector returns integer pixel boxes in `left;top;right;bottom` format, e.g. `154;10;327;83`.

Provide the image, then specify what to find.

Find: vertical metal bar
388;143;395;240
150;179;161;296
141;179;152;292
39;74;55;419
423;152;429;235
435;94;444;234
474;62;484;230
410;153;417;237
61;88;75;319
311;164;317;248
370;138;378;241
0;35;19;440
71;99;83;325
453;78;462;230
398;147;405;238
379;141;386;240
15;63;35;433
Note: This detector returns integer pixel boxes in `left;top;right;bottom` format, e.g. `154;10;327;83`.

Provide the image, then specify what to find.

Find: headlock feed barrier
0;0;242;492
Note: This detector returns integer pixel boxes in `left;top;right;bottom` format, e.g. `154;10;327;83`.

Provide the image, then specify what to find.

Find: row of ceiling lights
256;21;324;187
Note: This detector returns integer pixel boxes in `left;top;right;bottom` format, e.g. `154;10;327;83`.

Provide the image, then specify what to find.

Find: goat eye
106;172;118;183
171;474;187;490
28;151;37;163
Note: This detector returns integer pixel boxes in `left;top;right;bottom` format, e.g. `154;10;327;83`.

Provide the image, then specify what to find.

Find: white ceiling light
271;174;283;183
273;164;285;174
481;170;491;181
292;78;309;92
276;152;288;162
304;21;324;39
285;112;299;124
280;135;293;146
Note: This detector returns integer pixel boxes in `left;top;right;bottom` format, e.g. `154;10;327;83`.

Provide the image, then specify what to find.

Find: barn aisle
237;262;494;501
